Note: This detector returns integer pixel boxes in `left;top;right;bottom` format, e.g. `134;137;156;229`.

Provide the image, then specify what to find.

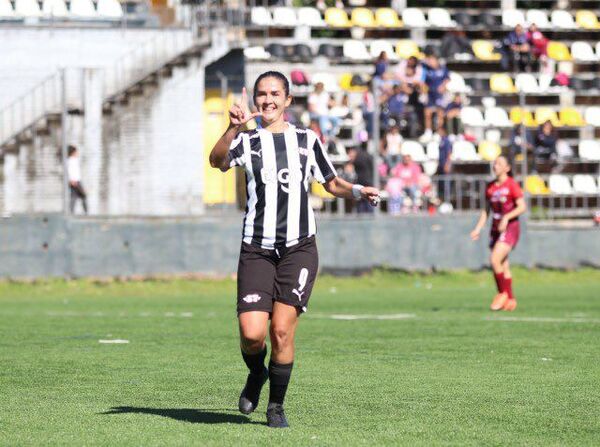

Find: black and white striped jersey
224;123;337;249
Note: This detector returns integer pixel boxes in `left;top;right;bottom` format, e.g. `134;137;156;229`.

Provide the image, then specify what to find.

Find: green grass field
1;269;599;446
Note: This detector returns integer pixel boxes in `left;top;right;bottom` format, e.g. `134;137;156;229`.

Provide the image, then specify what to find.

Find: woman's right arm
470;205;489;241
209;87;261;170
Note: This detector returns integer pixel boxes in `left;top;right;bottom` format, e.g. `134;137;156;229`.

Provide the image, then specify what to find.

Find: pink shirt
391;162;421;187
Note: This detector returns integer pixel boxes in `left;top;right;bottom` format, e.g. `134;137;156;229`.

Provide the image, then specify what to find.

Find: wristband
352;184;364;199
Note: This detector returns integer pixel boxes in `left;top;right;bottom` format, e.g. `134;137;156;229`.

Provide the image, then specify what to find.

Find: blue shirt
422;65;450;92
388;93;405;115
438;136;452;168
504;31;528;47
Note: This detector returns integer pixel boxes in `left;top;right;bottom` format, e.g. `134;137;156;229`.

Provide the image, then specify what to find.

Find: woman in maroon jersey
470;156;527;311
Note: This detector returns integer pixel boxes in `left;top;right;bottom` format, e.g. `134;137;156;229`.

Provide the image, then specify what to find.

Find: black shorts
237;236;319;315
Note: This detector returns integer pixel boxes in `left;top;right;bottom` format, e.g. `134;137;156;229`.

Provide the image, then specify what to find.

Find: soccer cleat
266;403;289;428
490;292;508;311
503;298;517;311
238;367;268;415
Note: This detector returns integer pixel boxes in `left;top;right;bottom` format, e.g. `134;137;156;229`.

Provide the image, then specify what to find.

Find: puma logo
250;148;263;158
292;289;305;301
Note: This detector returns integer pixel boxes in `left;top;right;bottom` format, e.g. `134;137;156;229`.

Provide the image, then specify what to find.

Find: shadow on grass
101;406;264;425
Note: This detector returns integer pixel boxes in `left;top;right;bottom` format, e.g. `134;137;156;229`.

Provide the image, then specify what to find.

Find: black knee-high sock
241;346;267;375
268;360;293;406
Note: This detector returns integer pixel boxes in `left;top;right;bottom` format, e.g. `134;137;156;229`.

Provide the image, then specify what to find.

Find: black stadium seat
466;77;488;92
453;12;473;28
293;44;313;62
569;77;587;91
318;43;343;59
266;43;287;59
478;12;498;28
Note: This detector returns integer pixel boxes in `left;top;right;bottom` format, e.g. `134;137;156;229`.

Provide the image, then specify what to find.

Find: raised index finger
240;87;248;107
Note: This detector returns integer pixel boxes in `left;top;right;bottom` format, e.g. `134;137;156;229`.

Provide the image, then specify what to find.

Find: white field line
485;316;600;324
309;313;416;321
98;339;129;344
46;311;193;318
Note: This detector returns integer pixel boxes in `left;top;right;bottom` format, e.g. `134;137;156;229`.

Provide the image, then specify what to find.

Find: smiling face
254;76;292;126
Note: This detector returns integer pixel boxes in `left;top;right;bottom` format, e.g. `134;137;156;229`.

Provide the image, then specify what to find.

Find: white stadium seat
573;174;598;194
69;0;96;17
584;107;600;127
96;0;122;18
502;9;525;28
452;141;480;161
272;7;297;27
526;9;550;28
551;10;577;29
428;8;456;28
251;7;272;26
244;46;271;60
311;73;340;92
460;106;485;127
447;72;471;93
515;73;540;93
426;141;439;160
43;0;67;17
0;0;16;17
343;40;371;61
298;7;325;27
402;8;428;28
401;140;427;162
578;140;600;161
15;0;42;17
548;174;573;194
484;107;513;127
571;41;598;62
370;40;398;61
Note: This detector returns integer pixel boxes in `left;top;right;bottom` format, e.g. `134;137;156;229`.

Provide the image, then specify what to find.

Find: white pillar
82;68;104;214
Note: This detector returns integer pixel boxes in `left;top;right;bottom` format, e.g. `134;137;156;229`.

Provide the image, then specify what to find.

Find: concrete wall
1;214;599;279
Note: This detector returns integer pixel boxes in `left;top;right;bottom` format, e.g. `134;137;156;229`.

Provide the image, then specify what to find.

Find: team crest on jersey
298;147;309;156
242;294;261;303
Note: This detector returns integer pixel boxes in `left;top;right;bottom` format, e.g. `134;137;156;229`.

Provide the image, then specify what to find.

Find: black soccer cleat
266;403;289;428
238;367;268;415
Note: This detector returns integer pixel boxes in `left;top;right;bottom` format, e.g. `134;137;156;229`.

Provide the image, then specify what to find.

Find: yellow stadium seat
472;40;501;61
490;73;517;94
325;7;351;27
311;181;334;199
510;107;536;127
339;73;367;92
396;40;423;59
535;107;561;127
559;107;586;127
375;7;403;27
547;41;572;61
351;7;376;27
526;175;550;195
576;10;600;29
478;141;502;161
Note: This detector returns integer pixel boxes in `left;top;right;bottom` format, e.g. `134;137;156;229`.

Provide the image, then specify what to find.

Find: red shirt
486;177;523;231
391;161;421;187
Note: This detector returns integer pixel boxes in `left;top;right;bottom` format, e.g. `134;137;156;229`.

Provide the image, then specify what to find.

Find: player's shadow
101;406;264;425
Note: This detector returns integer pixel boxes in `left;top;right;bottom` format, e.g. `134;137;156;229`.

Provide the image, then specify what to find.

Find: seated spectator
308;82;340;141
385;126;403;157
361;82;375;137
384;84;408;130
330;93;351;120
440;29;473;60
509;124;533;162
388;152;423;213
533;120;558;171
501;24;531;72
394;56;423;86
347;146;375;213
420;54;450;143
373;51;395;93
444;93;463;139
526;23;548;71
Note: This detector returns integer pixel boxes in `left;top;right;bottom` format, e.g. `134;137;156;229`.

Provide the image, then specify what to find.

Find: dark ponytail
252;71;290;105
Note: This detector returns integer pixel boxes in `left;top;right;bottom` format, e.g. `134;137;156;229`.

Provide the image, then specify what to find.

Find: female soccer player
470;156;527;311
209;71;380;428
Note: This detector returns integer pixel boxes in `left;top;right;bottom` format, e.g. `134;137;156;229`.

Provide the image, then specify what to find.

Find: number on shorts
296;268;309;292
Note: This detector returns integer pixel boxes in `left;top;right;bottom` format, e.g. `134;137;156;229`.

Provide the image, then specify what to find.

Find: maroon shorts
490;220;520;249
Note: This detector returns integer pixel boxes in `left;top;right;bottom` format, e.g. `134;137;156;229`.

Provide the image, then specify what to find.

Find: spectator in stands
373;51;395;93
389;152;423;213
526;23;548;70
533;120;558;170
501;24;532;72
67;145;88;214
308;82;339;141
394;57;424;138
440;29;473;61
384;84;408;130
361;82;375;137
347;146;374;213
445;93;464;139
509;124;533;162
420;54;450;143
330;93;351;121
395;56;423;86
435;127;453;203
384;126;403;158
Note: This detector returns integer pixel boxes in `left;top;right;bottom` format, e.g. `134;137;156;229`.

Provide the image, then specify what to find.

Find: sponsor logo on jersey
298;147;309;157
242;294;261;303
260;167;304;193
